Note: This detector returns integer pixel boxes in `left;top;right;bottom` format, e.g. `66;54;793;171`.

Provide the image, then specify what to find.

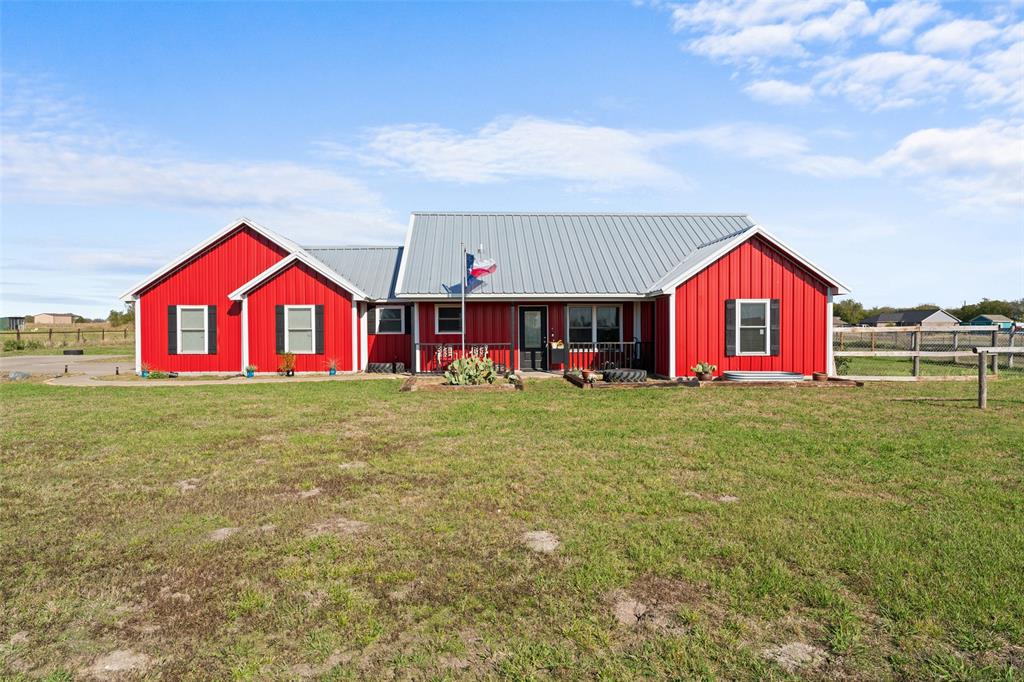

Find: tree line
835;298;1023;325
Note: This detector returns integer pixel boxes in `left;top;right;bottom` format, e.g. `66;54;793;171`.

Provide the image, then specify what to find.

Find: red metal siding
246;261;355;373
139;227;287;372
673;236;828;377
367;332;411;367
654;296;670;376
416;302;514;372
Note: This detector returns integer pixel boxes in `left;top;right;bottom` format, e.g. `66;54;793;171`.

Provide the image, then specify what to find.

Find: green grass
843;356;1018;377
0;343;134;357
2;378;1022;680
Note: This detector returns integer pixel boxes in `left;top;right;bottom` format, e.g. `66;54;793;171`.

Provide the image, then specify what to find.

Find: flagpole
461;242;466;356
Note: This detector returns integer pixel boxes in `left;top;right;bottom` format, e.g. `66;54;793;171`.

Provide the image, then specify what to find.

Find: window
568;306;593;343
285;305;315;354
178;306;208;354
375;306;404;334
737;299;769;355
568;305;622;344
435;306;462;334
596;306;620;342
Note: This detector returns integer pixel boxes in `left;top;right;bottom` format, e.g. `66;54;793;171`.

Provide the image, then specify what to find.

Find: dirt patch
307;517;369;536
291;650;354;678
8;631;28;645
607;575;709;633
338;460;368;470
176;478;201;492
762;642;826;672
85;649;151;679
159;586;192;603
296;487;322;499
685;491;740;504
207;526;241;542
520;530;560;553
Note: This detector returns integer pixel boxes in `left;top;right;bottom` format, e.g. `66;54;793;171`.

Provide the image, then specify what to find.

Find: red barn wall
139;227;288;373
673;236;828;377
246;262;355;373
367;330;411;367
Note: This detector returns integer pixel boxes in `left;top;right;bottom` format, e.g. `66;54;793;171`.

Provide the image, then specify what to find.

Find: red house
122;213;847;379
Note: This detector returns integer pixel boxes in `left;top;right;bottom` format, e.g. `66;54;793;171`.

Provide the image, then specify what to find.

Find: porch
412;341;654;375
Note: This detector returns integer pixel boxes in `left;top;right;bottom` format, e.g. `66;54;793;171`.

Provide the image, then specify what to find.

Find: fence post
15;328;20;342
102;329;105;341
912;331;921;377
978;352;988;409
991;331;998;373
49;328;53;342
1010;331;1016;369
871;332;875;351
77;328;81;343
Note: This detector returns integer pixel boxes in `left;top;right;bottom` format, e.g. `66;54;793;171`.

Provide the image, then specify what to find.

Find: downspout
668;290;677;378
133;296;142;375
241;296;249;374
413;302;421;373
826;289;835;376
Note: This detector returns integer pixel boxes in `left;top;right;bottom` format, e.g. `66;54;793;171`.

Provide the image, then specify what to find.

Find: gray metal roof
303;246;403;300
397;212;755;296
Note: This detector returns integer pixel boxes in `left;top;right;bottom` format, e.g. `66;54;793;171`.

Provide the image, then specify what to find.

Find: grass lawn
1;378;1022;680
841;356;1021;378
0;343;134;357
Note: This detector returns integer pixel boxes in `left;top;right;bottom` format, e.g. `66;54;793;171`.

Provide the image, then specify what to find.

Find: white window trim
434;304;462;335
375;305;405;335
736;298;770;356
284;304;316;355
567;304;623;346
176;305;209;355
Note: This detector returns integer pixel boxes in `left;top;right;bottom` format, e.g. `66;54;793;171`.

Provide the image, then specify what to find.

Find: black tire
602;368;647;383
366;362;393;373
392;362;406;374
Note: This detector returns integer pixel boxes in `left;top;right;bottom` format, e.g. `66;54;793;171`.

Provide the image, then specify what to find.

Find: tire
366;362;393;373
392;362;406;374
602;368;647;383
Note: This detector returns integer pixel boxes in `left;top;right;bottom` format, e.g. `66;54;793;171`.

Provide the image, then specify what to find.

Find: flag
466;252;497;291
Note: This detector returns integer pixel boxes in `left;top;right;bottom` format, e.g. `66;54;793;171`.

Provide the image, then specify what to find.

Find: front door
518;306;548;371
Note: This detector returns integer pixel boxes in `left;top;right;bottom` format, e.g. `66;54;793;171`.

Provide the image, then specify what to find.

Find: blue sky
2;0;1021;318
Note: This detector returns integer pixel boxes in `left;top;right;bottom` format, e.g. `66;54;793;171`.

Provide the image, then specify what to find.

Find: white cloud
874;119;1024;207
688;23;806;61
355;117;690;190
0;78;405;243
915;19;1001;53
744;79;815;104
863;0;943;46
813;51;976;110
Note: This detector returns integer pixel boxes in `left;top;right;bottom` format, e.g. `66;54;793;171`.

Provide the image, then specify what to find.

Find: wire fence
1;327;134;351
834;326;1022;377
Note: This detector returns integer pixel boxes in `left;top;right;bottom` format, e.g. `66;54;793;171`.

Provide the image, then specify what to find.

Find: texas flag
466;252;497;291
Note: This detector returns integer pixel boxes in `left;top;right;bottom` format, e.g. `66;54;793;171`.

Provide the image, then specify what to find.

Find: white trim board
227;252;369;301
121;217;302;301
649;225;850;296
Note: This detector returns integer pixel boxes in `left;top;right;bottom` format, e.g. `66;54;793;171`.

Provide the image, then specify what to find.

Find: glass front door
518;307;548;371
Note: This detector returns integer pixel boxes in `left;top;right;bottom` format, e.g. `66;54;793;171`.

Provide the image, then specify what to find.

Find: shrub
3;339;23;351
147;371;168;379
835;356;851;375
444;356;497;385
279;353;296;373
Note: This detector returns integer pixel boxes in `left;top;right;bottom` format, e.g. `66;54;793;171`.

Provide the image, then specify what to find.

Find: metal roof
304;246;403;300
396;212;756;297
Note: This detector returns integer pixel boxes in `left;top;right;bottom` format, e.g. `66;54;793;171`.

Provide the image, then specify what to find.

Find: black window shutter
724;299;736;356
167;306;177;355
404;304;413;334
770;299;780;356
367;305;377;336
207;305;217;354
275;305;285;354
315;305;324;354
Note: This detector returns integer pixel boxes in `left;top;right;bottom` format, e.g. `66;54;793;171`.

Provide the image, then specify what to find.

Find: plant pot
329;368;337;376
696;372;713;382
581;369;593;381
812;372;828;382
246;370;255;378
141;370;149;378
286;369;295;377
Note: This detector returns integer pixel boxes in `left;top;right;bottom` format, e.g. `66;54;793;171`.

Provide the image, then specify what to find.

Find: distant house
0;316;26;331
859;309;960;327
33;312;75;325
966;314;1015;330
833;316;850;327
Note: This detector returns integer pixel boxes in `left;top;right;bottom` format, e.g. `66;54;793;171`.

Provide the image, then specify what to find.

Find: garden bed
564;374;862;389
401;375;524;392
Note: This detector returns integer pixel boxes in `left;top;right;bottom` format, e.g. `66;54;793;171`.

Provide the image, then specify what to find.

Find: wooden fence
834;325;1018;378
1;327;133;346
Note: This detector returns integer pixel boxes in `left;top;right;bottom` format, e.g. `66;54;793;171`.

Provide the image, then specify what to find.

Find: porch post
359;303;368;371
413;302;421;373
509;303;515;372
351;298;358;371
668;291;677;378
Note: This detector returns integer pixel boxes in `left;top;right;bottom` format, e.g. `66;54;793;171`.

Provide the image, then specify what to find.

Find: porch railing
566;341;653;373
414;342;512;374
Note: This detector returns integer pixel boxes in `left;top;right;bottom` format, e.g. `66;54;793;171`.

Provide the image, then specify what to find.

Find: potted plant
581;368;593;382
327;358;338;376
691;361;716;382
279;352;296;377
245;364;257;378
140;363;150;379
